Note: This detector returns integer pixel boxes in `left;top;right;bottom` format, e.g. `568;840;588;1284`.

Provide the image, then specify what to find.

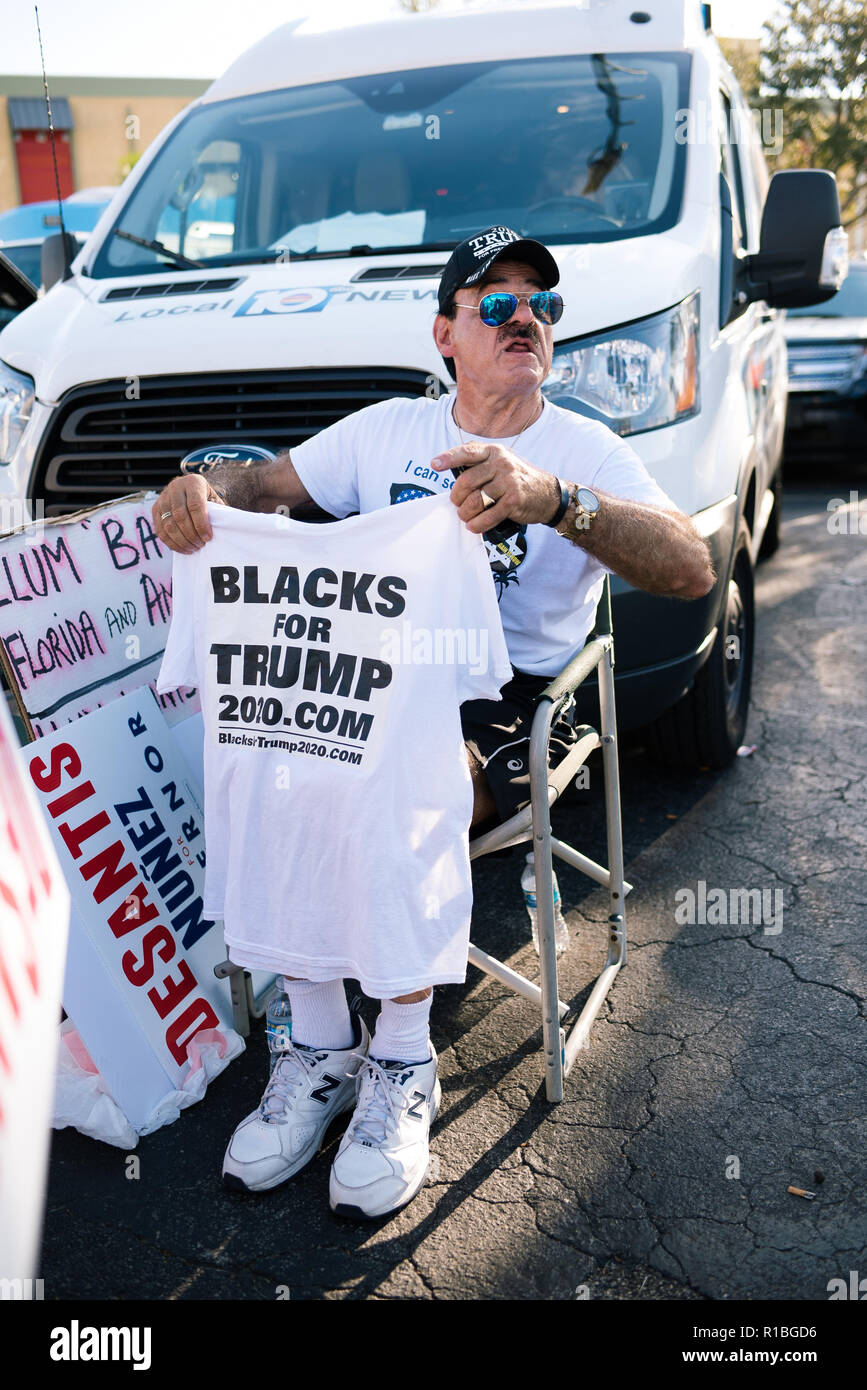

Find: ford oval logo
180;443;276;474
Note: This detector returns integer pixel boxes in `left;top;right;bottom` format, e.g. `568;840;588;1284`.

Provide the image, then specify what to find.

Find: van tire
644;523;754;769
757;466;782;560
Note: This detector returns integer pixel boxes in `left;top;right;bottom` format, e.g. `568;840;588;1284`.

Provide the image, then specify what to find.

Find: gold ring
160;510;172;520
480;490;495;509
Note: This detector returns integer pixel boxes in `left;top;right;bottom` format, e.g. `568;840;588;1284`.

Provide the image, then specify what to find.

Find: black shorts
461;668;580;825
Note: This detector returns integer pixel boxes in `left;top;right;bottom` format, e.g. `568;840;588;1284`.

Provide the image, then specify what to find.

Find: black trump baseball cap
437;225;559;313
436;226;560;378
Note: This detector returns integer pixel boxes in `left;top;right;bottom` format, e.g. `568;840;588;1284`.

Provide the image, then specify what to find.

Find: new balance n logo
407;1090;426;1120
310;1074;341;1105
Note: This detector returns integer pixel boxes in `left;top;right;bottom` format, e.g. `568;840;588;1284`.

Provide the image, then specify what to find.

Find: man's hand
430;442;714;600
153;474;225;554
430;442;561;533
154;450;312;552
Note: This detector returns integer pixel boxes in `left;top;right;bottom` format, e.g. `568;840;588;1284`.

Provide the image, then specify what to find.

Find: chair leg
527;632;629;1097
559;640;628;1077
470;578;628;1103
598;640;627;971
528;700;566;1102
214;959;269;1036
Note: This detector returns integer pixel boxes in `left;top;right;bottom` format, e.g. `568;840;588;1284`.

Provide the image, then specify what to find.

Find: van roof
202;1;712;104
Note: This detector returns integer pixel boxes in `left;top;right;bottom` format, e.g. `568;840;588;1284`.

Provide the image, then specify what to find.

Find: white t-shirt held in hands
157;496;512;998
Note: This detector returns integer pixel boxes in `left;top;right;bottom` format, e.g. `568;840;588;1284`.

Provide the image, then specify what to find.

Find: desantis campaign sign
0;696;70;1282
22;687;242;1134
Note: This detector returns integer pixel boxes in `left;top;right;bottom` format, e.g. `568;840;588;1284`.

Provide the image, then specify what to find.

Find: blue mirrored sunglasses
453;290;564;327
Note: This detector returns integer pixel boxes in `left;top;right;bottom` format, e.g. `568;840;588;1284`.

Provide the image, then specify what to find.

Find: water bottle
265;981;292;1073
521;852;569;957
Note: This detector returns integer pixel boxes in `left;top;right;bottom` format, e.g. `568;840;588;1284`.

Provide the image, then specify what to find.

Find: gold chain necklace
451;397;542;453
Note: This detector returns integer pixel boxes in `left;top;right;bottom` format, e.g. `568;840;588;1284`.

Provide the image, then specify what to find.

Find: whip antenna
35;4;73;282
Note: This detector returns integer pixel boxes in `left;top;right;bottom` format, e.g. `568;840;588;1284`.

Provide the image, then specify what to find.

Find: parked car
783;260;867;463
0;248;37;332
0;1;846;766
0;193;113;287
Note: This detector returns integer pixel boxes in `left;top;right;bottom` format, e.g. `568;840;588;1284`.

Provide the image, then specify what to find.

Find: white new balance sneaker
222;1013;370;1193
329;1046;441;1219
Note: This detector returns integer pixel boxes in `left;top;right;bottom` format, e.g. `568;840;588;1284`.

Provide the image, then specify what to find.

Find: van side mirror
41;231;80;291
737;170;847;310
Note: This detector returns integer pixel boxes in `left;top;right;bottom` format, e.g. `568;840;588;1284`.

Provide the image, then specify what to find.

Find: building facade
0;75;211;212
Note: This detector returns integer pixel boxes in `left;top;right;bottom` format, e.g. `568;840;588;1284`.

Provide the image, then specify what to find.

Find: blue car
0;194;113;286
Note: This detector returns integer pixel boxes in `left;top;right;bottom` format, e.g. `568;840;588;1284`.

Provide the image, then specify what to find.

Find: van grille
31;368;437;514
786;340;867;393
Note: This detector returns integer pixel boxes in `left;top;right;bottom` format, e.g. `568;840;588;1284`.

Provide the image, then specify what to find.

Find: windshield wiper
284;241;455;262
111;228;207;270
280;245;379;261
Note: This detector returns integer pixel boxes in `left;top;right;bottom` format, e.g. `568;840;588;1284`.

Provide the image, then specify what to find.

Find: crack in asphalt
739;934;866;1015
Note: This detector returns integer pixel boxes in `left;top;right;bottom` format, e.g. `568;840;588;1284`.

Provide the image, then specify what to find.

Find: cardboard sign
0;494;198;739
0;695;70;1281
21;688;240;1131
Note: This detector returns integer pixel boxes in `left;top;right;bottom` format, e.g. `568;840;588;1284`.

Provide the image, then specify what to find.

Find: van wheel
758;466;782;560
645;524;755;769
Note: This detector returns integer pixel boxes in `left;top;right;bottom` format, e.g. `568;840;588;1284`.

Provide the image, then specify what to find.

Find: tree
760;0;867;227
718;37;760;109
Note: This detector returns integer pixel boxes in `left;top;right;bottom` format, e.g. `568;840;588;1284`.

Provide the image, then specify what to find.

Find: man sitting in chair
153;225;713;1220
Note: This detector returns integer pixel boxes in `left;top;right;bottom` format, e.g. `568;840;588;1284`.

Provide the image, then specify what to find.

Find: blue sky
5;0;779;79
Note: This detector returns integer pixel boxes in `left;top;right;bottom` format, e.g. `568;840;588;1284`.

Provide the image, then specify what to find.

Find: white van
0;0;845;766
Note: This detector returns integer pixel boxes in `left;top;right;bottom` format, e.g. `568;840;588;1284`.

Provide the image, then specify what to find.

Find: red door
15;130;74;204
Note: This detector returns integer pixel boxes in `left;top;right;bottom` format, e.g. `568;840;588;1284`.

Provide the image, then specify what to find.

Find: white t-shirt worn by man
290;391;678;677
156;497;512;998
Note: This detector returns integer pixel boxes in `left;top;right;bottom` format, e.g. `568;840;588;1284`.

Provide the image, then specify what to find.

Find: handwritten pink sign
0;493;198;739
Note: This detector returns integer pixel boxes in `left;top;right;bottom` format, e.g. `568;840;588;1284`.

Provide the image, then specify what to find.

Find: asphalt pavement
40;468;867;1302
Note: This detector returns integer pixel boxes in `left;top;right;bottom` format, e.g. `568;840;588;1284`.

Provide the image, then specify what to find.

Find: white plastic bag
52;1019;244;1149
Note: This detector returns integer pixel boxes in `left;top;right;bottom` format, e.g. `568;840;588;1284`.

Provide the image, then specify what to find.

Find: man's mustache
499;325;541;349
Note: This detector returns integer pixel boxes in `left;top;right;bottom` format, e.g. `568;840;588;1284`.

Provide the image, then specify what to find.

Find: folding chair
216;574;630;1103
467;573;630;1101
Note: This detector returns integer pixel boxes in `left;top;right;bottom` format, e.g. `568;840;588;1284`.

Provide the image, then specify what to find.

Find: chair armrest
539;637;608;706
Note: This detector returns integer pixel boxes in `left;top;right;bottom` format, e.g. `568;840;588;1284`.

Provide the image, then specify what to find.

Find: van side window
747;120;770;242
731;93;766;250
719;92;748;251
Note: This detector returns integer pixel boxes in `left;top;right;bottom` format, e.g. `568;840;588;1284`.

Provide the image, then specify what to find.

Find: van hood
0;233;701;403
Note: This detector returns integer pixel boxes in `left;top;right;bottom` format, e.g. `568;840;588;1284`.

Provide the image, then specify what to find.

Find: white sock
370;994;432;1064
282;977;353;1050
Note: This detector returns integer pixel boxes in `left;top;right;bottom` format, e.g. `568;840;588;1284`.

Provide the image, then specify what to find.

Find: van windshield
90;52;690;277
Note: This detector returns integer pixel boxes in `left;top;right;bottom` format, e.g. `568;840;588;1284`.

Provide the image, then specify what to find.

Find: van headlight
0;361;35;464
543;292;700;436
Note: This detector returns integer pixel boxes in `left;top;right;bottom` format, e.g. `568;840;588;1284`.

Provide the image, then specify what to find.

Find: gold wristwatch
556;485;600;534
